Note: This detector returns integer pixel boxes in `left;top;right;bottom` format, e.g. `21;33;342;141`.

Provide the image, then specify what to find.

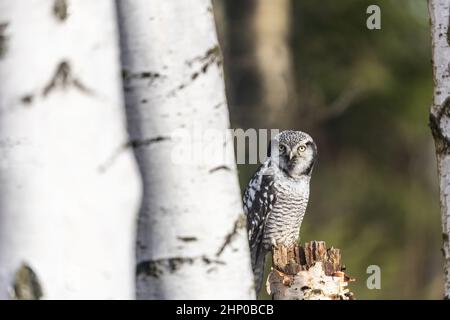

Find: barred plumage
243;130;317;295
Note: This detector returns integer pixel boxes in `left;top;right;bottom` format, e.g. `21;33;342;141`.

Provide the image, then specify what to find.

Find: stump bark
267;241;354;300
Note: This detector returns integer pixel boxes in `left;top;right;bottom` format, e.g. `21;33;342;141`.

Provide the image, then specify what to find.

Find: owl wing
243;163;276;266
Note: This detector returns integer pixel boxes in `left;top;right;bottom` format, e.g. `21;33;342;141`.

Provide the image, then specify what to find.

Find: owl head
268;130;317;178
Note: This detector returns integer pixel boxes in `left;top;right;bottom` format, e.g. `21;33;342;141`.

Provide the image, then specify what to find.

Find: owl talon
271;239;279;250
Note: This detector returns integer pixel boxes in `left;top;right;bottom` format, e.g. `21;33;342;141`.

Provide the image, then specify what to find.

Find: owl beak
288;151;294;160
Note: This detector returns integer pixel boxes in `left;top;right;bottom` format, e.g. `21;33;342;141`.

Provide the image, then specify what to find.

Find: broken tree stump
267;241;354;300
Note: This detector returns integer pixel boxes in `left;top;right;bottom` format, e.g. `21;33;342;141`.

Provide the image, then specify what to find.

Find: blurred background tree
214;0;442;299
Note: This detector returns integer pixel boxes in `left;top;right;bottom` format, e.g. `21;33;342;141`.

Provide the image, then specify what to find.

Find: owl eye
278;145;286;153
298;145;306;153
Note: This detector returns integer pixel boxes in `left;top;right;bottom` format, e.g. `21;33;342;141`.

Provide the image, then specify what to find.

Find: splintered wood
267;241;354;300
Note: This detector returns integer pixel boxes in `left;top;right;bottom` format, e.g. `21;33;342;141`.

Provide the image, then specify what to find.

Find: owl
243;130;317;295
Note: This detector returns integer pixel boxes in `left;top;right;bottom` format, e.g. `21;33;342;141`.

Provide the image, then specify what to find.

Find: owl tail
251;245;267;297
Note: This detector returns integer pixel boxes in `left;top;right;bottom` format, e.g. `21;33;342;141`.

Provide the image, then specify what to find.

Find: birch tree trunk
428;0;450;299
252;0;297;128
117;0;255;299
0;0;141;299
221;0;297;128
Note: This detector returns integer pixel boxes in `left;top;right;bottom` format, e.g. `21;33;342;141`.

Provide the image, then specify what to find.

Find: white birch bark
428;0;450;299
117;0;255;299
0;0;141;299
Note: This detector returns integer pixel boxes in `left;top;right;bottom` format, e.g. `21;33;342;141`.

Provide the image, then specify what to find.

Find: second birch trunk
117;0;255;299
428;0;450;299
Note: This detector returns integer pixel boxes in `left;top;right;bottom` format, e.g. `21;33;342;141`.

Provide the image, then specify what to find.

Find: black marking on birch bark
20;94;34;106
430;97;450;154
53;0;68;21
137;240;147;250
127;136;171;148
167;45;223;97
98;136;170;173
188;45;223;81
43;61;93;97
141;71;161;79
167;258;193;272
206;267;217;273
202;256;226;265
177;236;198;242
0;23;9;59
122;69;163;80
122;70;164;91
213;102;224;109
136;260;164;278
216;214;246;256
208;165;231;174
136;255;225;278
187;45;223;67
12;263;43;300
97;144;128;173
